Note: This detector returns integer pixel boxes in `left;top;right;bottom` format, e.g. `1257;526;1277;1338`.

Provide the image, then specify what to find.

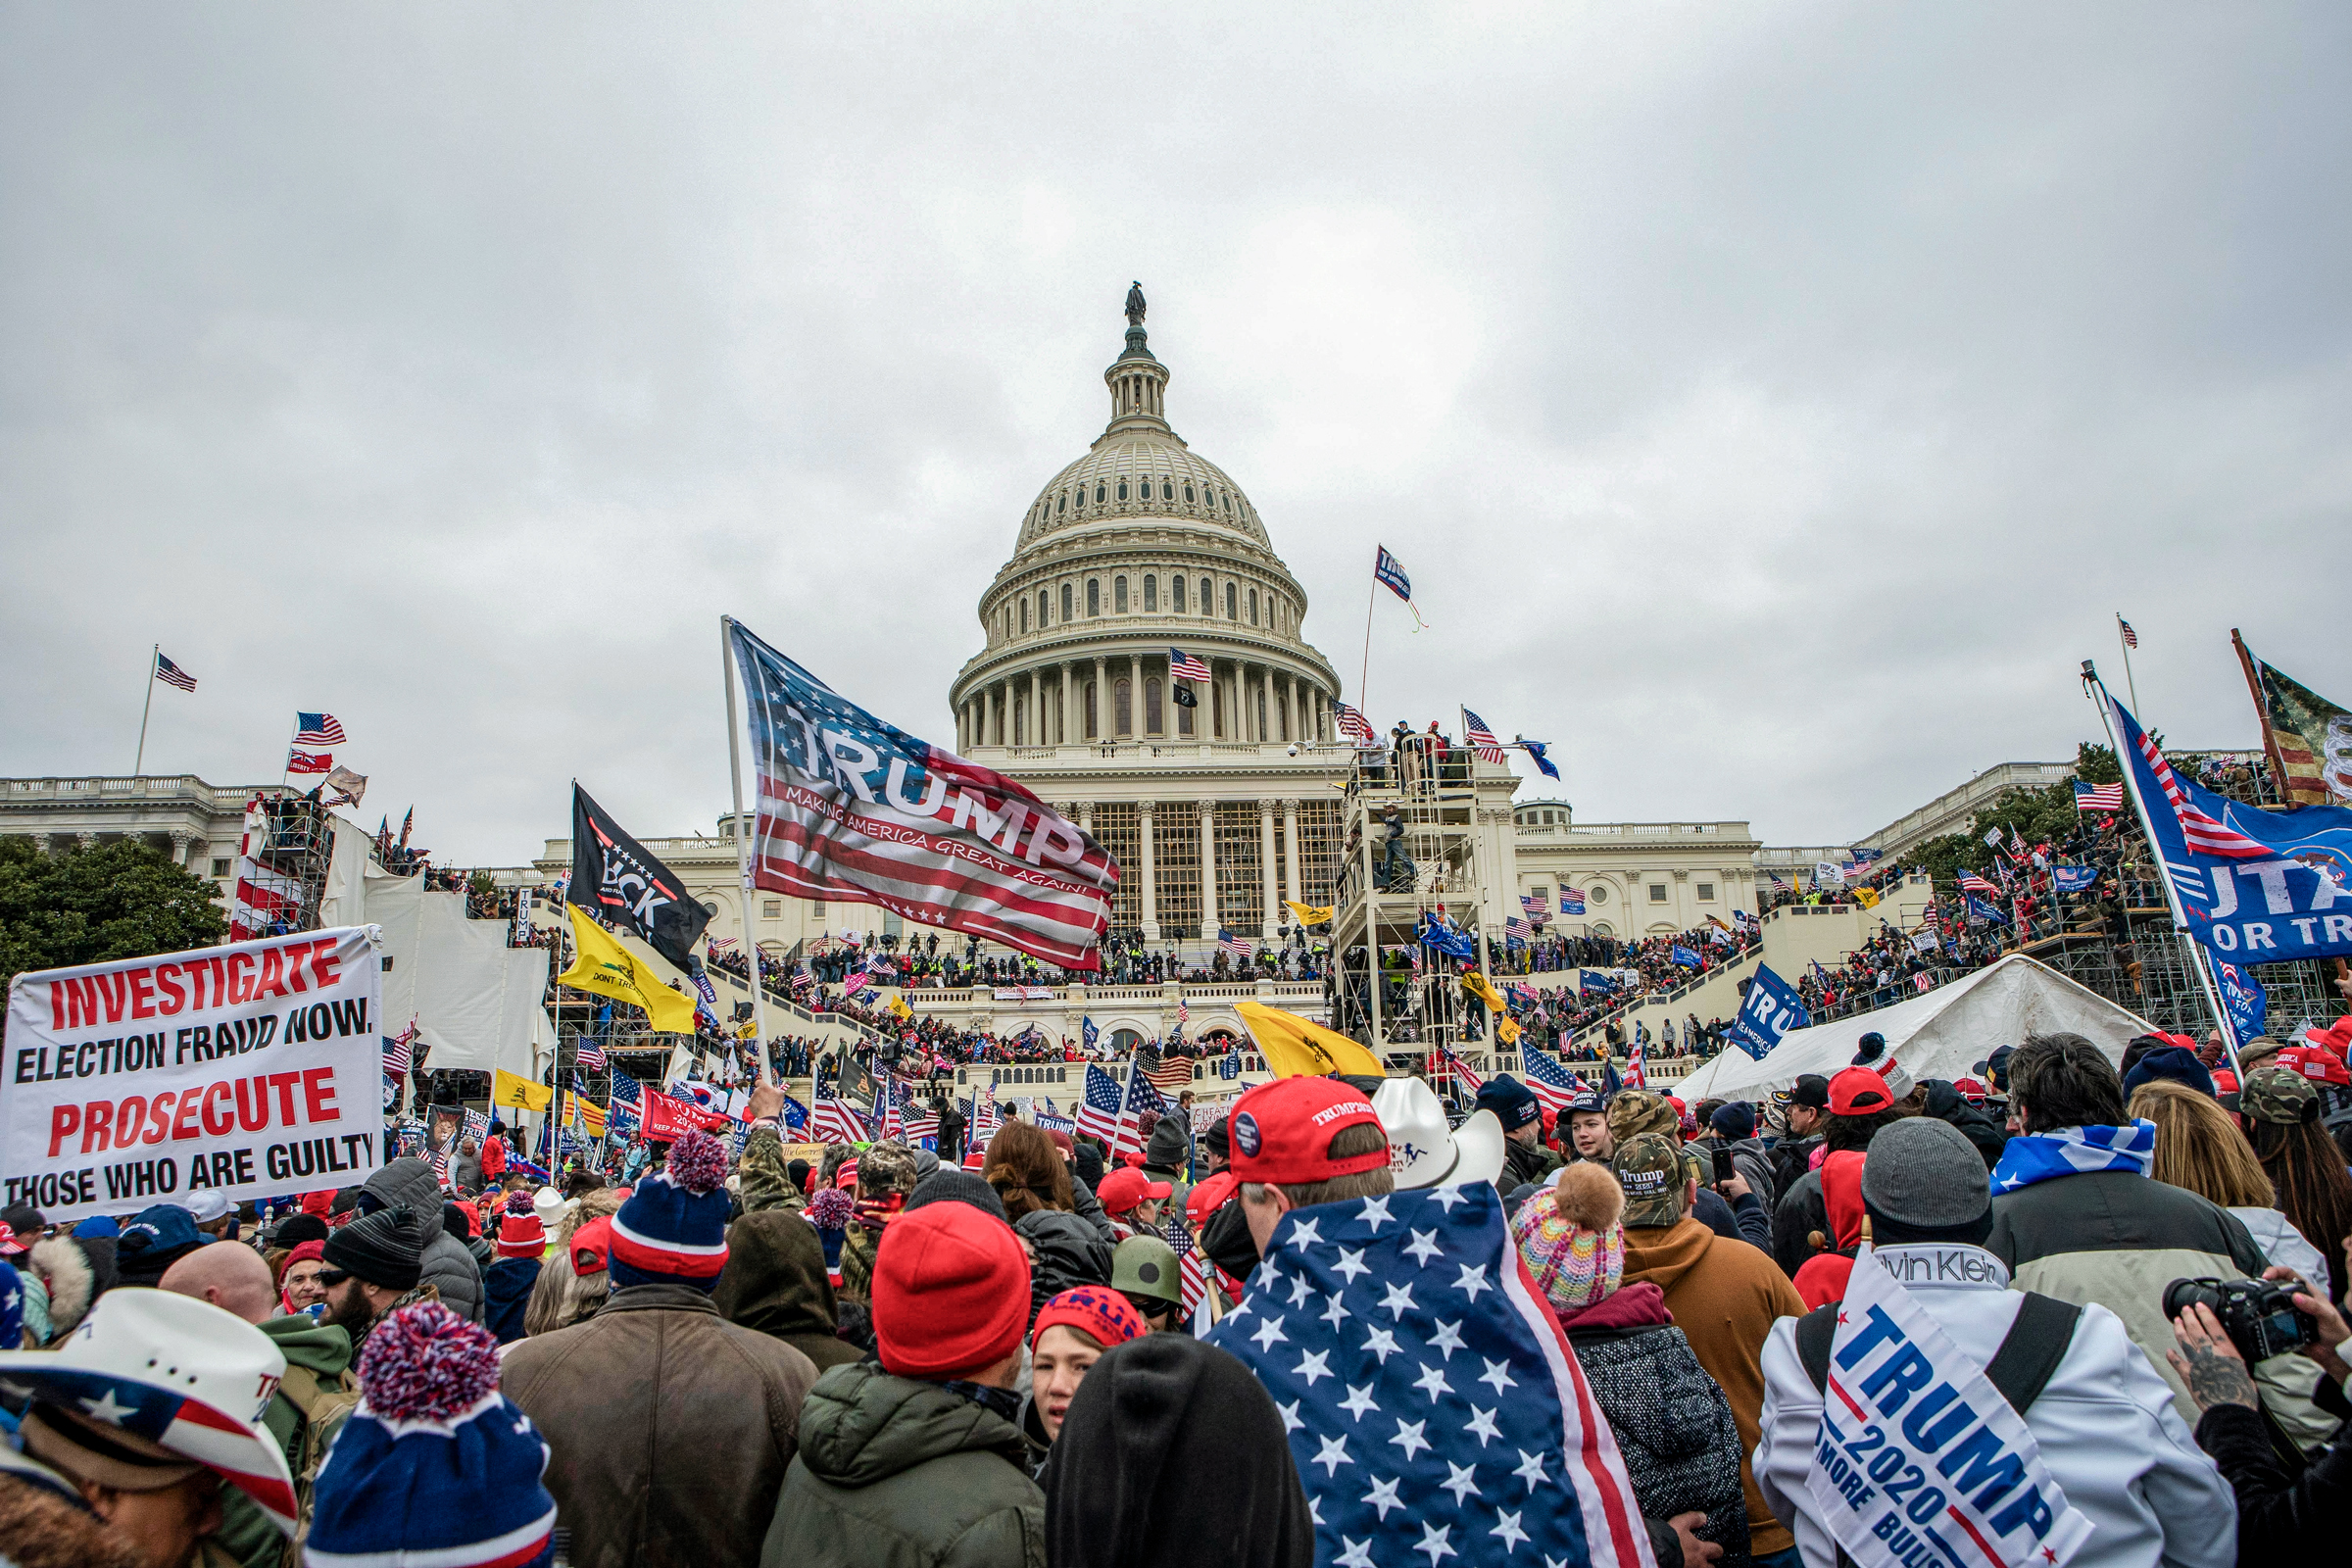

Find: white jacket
2230;1205;2328;1291
1755;1244;2235;1568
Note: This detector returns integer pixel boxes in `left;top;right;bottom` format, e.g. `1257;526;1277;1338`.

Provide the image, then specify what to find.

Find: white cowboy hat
1373;1077;1507;1190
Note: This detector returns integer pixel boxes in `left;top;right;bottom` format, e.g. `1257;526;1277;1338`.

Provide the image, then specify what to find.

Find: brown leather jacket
503;1283;819;1568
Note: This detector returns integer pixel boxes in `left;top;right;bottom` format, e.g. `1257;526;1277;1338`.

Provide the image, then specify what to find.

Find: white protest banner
1807;1245;2094;1568
3;926;384;1223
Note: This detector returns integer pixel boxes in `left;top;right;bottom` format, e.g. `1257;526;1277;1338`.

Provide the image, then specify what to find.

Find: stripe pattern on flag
1462;708;1510;765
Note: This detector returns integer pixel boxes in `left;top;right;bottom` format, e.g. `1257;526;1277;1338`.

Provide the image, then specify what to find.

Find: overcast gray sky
5;3;2346;866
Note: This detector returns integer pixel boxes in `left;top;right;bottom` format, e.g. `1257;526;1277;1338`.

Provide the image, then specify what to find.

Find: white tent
1676;955;2158;1102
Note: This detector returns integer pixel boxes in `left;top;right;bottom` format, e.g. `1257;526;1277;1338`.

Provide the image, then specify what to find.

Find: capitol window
1062;583;1073;620
1590;885;1609;905
1161;479;1173;500
1249;589;1258;625
1087;580;1100;616
1222;493;1232;512
1115;677;1132;737
1648;884;1668;904
1096;484;1105;504
1117;480;1128;501
1172;576;1186;612
1226;583;1237;619
1200;576;1212;614
1146;677;1163;733
1114;576;1128;612
1184;483;1195;503
1039;589;1051;626
1019;600;1030;633
1144;575;1157;612
1698;882;1716;902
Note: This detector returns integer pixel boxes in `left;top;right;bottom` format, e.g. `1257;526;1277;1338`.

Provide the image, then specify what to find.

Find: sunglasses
316;1268;353;1288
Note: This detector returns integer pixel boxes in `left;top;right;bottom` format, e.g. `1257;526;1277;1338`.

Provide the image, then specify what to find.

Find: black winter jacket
1015;1210;1113;1330
2192;1378;2352;1558
1921;1081;2007;1170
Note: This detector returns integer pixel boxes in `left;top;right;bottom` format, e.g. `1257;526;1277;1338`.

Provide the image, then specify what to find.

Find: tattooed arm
2167;1301;2260;1412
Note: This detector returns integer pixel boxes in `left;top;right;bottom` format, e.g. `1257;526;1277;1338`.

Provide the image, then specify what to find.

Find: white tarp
357;874;549;1082
1676;955;2155;1102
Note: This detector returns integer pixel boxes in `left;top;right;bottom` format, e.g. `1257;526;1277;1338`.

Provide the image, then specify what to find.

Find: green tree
1910;742;2119;896
0;837;230;992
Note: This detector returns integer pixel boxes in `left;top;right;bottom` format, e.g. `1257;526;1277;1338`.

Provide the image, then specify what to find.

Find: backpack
1793;1293;2080;1568
274;1362;365;1565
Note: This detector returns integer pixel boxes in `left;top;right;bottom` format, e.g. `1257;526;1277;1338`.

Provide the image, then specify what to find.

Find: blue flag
1578;970;1619;996
2212;959;2268;1050
1964;895;2010;924
1670;944;1701;968
1082;1016;1100;1052
1516;739;1559;780
1219;1053;1242;1081
1601;1056;1623;1098
2105;682;2352;963
1203;1185;1649;1568
1727;964;1810;1061
1416;913;1477;960
2050;864;2100;894
779;1094;809;1134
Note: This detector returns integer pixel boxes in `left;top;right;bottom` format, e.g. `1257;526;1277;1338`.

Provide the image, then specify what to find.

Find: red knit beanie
870;1201;1031;1382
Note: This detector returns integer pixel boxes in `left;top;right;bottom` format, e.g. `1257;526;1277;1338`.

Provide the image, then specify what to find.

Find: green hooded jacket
761;1363;1044;1568
737;1125;807;1216
213;1314;358;1568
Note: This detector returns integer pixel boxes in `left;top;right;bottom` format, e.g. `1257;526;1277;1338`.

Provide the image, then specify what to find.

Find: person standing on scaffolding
1377;803;1411;891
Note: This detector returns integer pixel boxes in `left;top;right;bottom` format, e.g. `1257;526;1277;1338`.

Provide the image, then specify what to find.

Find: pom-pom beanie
870;1201;1030;1382
494;1192;547;1260
304;1300;557;1567
609;1129;731;1292
1510;1163;1626;1314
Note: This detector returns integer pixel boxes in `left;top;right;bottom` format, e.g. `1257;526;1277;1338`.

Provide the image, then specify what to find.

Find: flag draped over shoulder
557;905;700;1034
728;620;1117;970
1203;1184;1653;1568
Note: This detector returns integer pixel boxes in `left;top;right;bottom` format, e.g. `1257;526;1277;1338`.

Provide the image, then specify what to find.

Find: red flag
287;750;334;774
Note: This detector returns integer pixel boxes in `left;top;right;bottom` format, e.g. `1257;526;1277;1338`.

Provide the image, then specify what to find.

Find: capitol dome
951;287;1342;760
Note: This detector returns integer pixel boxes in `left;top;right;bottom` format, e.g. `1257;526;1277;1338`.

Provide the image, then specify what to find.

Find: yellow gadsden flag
1459;970;1507;1012
491;1068;553;1113
558;905;699;1035
1284;900;1336;928
887;993;912;1022
1235;1002;1388;1080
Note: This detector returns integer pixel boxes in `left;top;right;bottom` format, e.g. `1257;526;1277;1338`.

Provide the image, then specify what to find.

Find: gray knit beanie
1860;1117;1990;1231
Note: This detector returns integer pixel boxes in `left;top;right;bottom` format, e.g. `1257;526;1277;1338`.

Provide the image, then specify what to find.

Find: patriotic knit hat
608;1129;731;1292
494;1194;547;1260
1512;1163;1627;1313
303;1300;557;1568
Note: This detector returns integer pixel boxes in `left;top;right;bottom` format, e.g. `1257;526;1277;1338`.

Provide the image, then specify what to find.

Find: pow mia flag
569;785;711;972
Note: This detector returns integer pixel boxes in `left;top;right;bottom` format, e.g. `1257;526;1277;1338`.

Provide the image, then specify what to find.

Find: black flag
568;785;711;972
1171;685;1198;709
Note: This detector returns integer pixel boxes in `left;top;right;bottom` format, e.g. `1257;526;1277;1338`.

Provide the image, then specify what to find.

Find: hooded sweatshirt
714;1209;863;1372
360;1158;484;1323
1788;1151;1865;1308
1622;1216;1806;1557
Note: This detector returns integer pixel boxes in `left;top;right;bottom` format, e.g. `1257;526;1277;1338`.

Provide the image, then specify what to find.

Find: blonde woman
520;1186;628;1339
2129;1080;2328;1288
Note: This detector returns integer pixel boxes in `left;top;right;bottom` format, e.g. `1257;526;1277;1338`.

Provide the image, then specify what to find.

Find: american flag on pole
2118;615;2138;649
708;935;738;952
1334;702;1379;748
294;712;347;746
1504;915;1533;942
1438;1044;1486;1095
1119;1061;1167;1157
809;1090;869;1147
2072;780;2123;812
1168;647;1210;682
381;1024;416;1079
154;652;198;692
1166;1212;1213;1324
1218;929;1254;960
2109;692;2277;859
1520;1044;1586;1112
1074;1063;1126;1147
1461;709;1510;766
1135;1047;1195;1094
1521;889;1548;915
1624;1036;1647;1089
728;618;1118;971
1957;870;2000;897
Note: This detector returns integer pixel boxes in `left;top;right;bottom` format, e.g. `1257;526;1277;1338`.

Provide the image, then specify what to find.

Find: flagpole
721;615;775;1088
1358;574;1376;719
2115;615;2141;726
2230;629;2292;801
133;645;158;776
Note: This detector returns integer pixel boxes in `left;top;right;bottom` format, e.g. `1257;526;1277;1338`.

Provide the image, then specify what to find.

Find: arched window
1171;575;1186;613
1056;492;1066;514
1038;589;1050;627
1114;577;1129;613
1019;600;1030;633
1256;684;1268;738
1084;681;1099;739
1223;493;1233;512
1087;580;1101;617
1061;583;1073;621
1144;575;1157;612
1161;479;1173;500
1200;576;1212;614
1114;678;1133;737
1096;484;1105;504
1249;589;1259;625
1146;678;1163;734
1184;483;1196;503
1226;583;1237;619
1116;480;1128;502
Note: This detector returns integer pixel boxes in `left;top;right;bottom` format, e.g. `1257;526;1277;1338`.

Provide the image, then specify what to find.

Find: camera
2163;1276;2320;1364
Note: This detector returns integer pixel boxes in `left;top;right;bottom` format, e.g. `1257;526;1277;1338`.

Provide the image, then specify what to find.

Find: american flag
153;652;198;692
708;936;738;952
1202;1185;1650;1568
1120;1061;1168;1156
729;620;1117;972
2071;780;2123;813
381;1024;416;1078
1168;647;1210;682
1957;870;2000;897
294;712;347;746
1176;999;1190;1030
1914;972;1933;993
1624;1035;1647;1089
1136;1047;1196;1093
1219;929;1254;960
1334;702;1378;748
1075;1062;1125;1146
901;1101;940;1145
1520;889;1548;914
575;1040;607;1070
1461;708;1510;766
810;1091;869;1146
2109;695;2276;859
429;1150;453;1187
609;1069;643;1107
286;750;334;774
1503;915;1533;942
2118;616;2138;649
1437;1044;1486;1095
1519;1044;1585;1112
1166;1212;1213;1321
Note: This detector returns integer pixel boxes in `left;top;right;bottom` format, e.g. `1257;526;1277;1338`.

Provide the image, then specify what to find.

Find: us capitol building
9;288;1948;1044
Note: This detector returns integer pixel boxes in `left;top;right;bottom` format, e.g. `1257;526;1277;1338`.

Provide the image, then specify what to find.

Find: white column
1258;800;1279;940
1282;799;1301;910
1198;802;1219;939
1139;801;1160;942
1128;654;1143;739
1093;658;1107;741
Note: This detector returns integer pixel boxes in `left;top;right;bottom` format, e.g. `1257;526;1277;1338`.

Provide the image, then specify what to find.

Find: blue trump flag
1203;1184;1650;1568
1727;964;1810;1061
2212;959;2268;1050
2105;681;2352;963
1082;1016;1100;1052
1670;944;1701;968
1964;895;2010;925
1578;969;1620;996
1417;912;1478;960
2051;863;2100;894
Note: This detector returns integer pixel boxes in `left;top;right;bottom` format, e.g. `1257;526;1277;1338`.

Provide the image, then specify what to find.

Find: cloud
2;2;2347;865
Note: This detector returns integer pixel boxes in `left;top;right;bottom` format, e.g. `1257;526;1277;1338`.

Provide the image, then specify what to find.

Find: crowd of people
5;1002;2348;1567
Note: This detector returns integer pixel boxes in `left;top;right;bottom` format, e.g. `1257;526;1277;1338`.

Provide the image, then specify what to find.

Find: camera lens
2162;1278;2220;1322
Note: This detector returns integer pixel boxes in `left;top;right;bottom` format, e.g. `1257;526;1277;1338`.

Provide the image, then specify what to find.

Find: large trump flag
727;619;1118;971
